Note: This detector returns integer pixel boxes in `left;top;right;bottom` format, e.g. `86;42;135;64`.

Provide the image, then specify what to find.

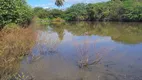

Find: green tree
34;7;49;19
121;0;142;21
55;0;65;7
65;3;88;21
48;9;65;19
0;0;33;28
68;0;142;21
0;0;65;28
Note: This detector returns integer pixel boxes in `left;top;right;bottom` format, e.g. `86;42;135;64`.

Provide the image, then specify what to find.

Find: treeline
0;0;142;29
86;0;142;21
34;0;142;22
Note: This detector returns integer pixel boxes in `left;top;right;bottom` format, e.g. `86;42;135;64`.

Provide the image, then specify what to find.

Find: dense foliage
34;7;64;19
0;0;33;28
0;0;142;29
0;0;65;29
64;0;142;21
33;7;49;19
64;3;88;21
33;0;142;22
48;9;65;19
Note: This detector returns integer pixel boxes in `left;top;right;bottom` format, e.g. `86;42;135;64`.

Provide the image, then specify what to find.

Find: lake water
20;22;142;80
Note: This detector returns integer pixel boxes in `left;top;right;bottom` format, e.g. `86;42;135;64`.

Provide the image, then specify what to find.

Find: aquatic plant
74;39;112;69
13;72;34;80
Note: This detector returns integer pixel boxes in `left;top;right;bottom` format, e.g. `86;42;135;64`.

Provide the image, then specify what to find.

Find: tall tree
55;0;65;6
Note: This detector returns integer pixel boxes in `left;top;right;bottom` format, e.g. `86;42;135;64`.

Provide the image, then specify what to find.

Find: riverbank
0;23;36;80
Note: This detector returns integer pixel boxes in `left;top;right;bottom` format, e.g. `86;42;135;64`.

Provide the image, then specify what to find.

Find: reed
0;25;36;80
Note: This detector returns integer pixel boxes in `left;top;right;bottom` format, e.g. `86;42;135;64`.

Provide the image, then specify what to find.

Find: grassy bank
0;24;36;80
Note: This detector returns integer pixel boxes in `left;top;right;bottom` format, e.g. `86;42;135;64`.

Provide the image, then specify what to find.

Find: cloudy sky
27;0;109;9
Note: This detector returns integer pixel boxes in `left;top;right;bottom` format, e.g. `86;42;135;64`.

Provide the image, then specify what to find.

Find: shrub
2;23;20;32
34;7;49;19
0;27;36;80
51;17;65;25
0;0;33;28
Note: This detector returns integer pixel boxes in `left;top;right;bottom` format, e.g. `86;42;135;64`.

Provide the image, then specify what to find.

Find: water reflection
51;22;142;44
20;22;142;80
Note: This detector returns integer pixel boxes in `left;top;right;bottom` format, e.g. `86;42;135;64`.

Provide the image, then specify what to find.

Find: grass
0;24;36;80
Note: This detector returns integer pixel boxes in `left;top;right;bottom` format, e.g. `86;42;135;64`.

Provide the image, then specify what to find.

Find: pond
5;22;142;80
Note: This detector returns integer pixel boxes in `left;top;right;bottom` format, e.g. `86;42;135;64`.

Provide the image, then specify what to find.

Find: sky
27;0;109;9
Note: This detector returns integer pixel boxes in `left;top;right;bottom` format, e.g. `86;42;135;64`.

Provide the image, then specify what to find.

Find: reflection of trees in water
51;22;142;44
47;22;142;80
50;25;65;41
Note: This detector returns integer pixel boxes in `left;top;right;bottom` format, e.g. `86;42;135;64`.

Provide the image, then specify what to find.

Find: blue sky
27;0;109;9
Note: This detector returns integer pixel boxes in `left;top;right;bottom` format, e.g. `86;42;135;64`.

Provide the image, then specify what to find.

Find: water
19;22;142;80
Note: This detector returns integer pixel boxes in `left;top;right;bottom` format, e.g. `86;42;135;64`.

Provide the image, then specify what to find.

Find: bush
52;17;64;22
51;17;65;25
65;3;88;21
48;9;65;19
0;0;33;28
3;23;20;31
0;27;36;80
34;7;49;19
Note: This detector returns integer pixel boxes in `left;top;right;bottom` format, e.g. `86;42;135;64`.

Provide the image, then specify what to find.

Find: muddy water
20;22;142;80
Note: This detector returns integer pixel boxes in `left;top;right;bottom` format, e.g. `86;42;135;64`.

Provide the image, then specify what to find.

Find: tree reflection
51;22;142;44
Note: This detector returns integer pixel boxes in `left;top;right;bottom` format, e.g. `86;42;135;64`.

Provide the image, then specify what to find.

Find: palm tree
55;0;65;6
